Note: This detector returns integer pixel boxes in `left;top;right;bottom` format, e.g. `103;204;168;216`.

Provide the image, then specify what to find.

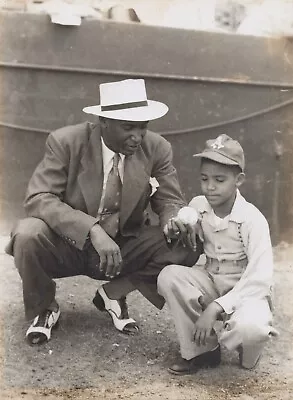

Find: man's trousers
6;217;200;321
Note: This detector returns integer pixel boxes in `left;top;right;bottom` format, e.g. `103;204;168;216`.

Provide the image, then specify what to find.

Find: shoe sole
93;291;139;335
27;317;60;346
92;291;106;312
168;362;220;376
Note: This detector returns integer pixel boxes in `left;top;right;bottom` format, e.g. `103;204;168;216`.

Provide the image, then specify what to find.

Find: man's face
100;118;149;156
200;159;244;212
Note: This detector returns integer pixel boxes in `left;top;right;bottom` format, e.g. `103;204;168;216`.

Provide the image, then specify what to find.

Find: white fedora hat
83;79;168;121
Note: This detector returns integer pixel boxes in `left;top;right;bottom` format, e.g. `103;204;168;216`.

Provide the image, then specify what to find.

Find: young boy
158;134;277;375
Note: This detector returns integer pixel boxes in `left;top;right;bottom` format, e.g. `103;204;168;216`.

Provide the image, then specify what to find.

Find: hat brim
193;151;241;167
82;100;168;121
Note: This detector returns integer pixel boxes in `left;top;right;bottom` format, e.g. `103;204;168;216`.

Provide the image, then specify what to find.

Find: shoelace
36;310;52;327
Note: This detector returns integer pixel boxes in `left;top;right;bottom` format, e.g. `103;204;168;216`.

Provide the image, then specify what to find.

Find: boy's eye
216;178;225;182
201;177;208;181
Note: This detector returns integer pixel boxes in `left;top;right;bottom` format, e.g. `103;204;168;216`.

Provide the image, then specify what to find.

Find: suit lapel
120;148;149;227
78;124;103;217
78;125;149;222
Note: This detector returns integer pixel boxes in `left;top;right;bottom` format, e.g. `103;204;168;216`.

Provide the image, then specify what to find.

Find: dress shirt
189;190;274;314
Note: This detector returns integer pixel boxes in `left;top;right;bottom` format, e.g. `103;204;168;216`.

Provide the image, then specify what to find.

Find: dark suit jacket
23;122;186;250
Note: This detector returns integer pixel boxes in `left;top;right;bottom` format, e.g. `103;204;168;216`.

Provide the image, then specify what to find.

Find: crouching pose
5;79;199;345
158;134;278;375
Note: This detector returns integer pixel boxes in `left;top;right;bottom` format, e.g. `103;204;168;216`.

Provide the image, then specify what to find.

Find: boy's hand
184;221;204;250
193;302;224;346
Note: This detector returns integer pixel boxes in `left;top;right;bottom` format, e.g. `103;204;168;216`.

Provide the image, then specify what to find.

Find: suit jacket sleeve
24;133;98;250
150;137;186;228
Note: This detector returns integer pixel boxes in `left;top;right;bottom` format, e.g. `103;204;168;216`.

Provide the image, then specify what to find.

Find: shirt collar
197;189;247;223
101;137;125;165
229;189;247;223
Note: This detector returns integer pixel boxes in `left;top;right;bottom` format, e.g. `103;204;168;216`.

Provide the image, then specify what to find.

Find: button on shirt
188;190;274;314
97;138;125;221
204;207;247;263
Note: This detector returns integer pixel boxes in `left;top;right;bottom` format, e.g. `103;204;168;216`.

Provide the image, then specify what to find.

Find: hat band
101;100;148;112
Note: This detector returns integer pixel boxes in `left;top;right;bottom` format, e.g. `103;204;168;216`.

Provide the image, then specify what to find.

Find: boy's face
200;159;245;210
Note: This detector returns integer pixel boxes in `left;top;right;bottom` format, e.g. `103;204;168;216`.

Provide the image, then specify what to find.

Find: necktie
99;154;122;238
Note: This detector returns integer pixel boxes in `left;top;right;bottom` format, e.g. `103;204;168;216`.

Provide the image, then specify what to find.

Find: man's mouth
125;143;140;151
122;144;140;155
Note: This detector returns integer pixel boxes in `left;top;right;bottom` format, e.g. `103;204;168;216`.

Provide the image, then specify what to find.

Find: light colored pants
158;264;276;369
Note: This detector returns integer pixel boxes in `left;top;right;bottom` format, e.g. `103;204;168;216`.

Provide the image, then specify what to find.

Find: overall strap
237;222;247;255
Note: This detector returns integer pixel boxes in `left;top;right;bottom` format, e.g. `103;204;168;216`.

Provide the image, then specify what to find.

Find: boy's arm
214;212;274;315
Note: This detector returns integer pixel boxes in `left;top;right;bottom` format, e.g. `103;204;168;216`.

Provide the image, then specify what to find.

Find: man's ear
236;172;245;188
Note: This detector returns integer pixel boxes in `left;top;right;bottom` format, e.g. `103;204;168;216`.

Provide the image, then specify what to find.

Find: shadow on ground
0;244;293;399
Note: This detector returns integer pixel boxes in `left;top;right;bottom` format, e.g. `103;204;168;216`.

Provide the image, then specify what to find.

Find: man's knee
7;218;52;255
157;264;184;296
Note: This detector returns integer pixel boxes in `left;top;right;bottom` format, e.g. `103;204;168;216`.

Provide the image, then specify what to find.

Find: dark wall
1;12;293;243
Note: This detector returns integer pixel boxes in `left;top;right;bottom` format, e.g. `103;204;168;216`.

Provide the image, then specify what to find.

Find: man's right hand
90;224;122;279
164;214;203;251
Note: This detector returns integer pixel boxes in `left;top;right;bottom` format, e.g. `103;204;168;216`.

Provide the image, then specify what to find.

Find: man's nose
131;130;144;143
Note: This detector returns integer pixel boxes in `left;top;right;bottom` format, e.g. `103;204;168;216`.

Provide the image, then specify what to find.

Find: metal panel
1;12;293;244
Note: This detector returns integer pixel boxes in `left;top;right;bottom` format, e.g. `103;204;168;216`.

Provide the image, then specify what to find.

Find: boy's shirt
188;190;274;314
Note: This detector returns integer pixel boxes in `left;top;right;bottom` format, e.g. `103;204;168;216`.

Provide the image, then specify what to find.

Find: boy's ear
236;172;245;188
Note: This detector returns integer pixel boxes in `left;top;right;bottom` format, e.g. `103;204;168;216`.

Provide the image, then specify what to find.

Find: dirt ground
0;237;292;400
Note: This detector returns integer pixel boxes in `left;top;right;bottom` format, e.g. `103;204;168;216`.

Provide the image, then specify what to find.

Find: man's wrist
89;223;104;239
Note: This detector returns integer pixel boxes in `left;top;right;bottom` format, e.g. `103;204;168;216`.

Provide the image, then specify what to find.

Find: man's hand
164;217;199;251
193;302;224;346
164;217;186;240
90;224;122;279
164;207;203;251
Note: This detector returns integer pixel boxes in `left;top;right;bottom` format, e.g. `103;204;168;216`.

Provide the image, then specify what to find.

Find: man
6;78;200;345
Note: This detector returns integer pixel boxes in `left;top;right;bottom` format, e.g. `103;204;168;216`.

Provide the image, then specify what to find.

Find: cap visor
193;151;240;167
83;100;168;121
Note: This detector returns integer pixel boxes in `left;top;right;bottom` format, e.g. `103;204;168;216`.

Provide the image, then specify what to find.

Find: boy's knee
234;319;271;345
157;264;183;295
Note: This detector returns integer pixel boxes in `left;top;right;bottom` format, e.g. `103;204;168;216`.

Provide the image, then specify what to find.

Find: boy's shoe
26;305;60;345
168;345;221;375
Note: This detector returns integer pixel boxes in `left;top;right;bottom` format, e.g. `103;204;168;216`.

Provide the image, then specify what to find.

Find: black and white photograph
0;1;293;399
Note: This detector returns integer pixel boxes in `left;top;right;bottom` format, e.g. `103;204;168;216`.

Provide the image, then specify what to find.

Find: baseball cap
193;134;245;171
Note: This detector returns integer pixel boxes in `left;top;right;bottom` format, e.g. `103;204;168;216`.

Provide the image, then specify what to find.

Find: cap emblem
211;136;225;150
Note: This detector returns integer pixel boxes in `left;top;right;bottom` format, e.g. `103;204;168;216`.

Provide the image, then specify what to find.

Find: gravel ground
0;238;292;400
